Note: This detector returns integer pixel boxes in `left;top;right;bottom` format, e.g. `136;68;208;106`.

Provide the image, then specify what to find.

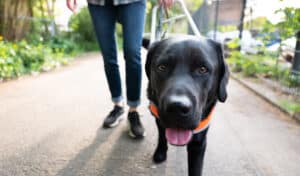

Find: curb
231;74;300;122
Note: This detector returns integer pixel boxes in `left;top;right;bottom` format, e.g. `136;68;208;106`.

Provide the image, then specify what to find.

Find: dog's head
144;36;229;145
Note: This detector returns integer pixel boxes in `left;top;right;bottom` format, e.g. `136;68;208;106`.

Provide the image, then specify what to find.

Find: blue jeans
88;0;146;107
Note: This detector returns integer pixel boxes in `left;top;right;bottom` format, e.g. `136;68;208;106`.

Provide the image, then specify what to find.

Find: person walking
66;0;173;139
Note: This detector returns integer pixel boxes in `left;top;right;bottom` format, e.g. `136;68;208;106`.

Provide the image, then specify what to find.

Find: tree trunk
0;0;33;41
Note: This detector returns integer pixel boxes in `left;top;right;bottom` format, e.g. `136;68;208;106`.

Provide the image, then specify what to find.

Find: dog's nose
165;95;192;116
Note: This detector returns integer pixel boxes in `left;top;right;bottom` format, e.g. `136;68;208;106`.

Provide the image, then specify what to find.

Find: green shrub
0;38;75;80
227;51;244;72
242;60;258;77
228;51;278;77
228;50;300;87
69;7;96;43
0;8;101;81
0;41;24;79
277;68;300;87
16;41;49;72
46;32;79;55
288;74;300;87
227;51;259;77
280;100;300;114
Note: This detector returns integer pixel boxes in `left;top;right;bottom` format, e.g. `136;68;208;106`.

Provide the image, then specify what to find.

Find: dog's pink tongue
165;128;193;146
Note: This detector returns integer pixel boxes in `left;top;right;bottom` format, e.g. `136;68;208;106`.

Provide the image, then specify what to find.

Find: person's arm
66;0;77;13
158;0;174;9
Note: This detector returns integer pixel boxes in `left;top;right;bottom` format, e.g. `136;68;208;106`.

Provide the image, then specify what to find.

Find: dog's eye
157;64;167;72
196;66;208;74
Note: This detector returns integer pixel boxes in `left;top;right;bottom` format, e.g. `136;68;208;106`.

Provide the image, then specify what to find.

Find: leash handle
150;0;202;44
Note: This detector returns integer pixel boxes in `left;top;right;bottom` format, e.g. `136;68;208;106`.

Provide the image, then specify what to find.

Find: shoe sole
127;121;146;139
128;130;146;139
105;114;124;128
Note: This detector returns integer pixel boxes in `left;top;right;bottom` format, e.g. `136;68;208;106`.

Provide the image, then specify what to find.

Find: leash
150;0;203;43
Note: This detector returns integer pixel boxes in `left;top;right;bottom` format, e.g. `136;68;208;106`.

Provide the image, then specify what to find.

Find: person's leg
118;0;146;110
88;3;123;105
88;4;124;128
118;0;146;138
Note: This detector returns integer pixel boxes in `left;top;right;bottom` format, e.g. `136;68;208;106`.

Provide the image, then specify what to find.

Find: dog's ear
218;61;229;102
209;40;229;102
145;41;160;79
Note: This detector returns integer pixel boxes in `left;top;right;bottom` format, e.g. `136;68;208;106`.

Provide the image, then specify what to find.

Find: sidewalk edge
231;74;300;122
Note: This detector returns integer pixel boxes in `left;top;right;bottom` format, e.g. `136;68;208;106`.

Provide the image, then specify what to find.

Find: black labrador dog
143;36;229;176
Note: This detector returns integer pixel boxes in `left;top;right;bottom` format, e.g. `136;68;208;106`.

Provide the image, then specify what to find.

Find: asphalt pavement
0;52;299;176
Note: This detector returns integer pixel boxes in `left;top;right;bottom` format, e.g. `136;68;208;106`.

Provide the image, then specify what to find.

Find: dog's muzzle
163;95;193;118
149;102;214;146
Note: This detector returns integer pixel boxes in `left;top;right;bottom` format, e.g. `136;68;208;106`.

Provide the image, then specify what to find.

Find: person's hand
158;0;174;9
66;0;77;13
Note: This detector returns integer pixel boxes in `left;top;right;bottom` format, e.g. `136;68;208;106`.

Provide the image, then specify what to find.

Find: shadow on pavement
55;126;113;176
56;124;167;176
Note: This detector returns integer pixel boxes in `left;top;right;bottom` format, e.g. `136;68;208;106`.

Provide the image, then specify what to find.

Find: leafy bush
226;51;243;72
228;50;300;87
46;32;79;55
16;41;49;72
0;37;76;80
278;68;300;87
0;15;100;81
0;41;24;79
69;7;96;43
227;51;276;77
0;6;102;81
280;100;300;114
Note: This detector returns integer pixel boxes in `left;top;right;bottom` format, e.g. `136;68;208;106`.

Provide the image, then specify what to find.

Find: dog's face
144;36;229;145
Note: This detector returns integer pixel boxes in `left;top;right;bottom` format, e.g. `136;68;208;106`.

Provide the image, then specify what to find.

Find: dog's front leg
153;119;168;163
187;130;208;176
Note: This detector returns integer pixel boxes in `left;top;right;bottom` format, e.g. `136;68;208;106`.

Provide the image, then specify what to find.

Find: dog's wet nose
165;95;192;116
166;102;191;116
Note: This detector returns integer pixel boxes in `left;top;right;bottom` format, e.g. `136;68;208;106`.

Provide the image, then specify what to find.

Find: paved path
0;53;299;176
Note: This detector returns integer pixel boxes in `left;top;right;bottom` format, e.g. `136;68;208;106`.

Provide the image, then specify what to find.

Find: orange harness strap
149;103;214;134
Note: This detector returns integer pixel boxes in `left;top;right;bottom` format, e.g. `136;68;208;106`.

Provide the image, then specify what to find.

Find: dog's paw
153;149;167;163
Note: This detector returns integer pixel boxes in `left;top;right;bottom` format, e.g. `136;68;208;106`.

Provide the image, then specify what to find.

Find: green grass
279;100;300;114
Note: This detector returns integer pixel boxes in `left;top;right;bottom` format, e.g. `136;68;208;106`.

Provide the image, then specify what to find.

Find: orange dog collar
149;103;214;134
